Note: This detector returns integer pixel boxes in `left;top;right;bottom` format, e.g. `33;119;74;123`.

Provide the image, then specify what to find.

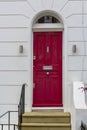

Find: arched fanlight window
36;15;60;23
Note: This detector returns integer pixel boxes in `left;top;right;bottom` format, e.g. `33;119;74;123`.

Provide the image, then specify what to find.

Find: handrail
18;83;26;125
0;111;8;118
0;111;18;119
81;121;86;130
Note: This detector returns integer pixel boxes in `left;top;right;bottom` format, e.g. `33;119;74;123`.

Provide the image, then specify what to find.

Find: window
36;16;60;23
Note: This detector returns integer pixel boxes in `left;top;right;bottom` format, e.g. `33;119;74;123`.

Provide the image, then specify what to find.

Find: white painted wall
0;0;87;129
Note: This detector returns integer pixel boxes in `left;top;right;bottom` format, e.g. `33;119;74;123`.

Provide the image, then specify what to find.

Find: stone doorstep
21;123;71;127
22;112;70;117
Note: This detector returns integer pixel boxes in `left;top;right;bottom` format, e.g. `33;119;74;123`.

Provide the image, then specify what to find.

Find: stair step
21;123;71;126
32;109;64;112
23;112;70;117
21;112;71;130
22;112;70;123
21;123;71;130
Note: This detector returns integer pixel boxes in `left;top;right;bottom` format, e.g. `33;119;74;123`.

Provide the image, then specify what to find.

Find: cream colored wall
0;0;87;128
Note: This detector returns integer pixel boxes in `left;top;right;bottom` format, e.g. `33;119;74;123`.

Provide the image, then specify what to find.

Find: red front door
33;32;62;107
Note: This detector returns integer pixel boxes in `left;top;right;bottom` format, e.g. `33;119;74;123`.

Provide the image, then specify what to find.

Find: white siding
0;2;34;16
0;86;21;104
83;57;87;70
0;72;29;85
0;28;28;41
61;1;82;18
0;15;29;27
68;28;83;42
66;15;82;27
0;43;28;56
42;0;53;9
68;56;83;71
83;71;87;83
28;0;43;11
84;29;87;41
52;0;69;12
68;71;82;81
0;57;28;70
84;15;87;26
84;1;87;13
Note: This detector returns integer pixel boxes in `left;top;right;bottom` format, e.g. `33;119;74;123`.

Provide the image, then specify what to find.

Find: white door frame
24;10;68;112
32;22;64;110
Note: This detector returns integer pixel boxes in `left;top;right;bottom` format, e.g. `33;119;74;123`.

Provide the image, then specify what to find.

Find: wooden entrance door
33;32;62;107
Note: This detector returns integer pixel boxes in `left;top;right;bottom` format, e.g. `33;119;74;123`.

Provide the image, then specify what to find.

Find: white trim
29;10;67;111
33;28;63;32
32;107;64;110
33;23;64;32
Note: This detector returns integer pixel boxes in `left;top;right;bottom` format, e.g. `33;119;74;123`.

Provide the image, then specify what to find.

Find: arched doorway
32;11;64;107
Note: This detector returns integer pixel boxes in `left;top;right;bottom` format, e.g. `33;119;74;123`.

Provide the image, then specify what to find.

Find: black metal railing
81;121;87;130
0;84;26;130
0;111;18;130
18;84;26;125
0;124;17;130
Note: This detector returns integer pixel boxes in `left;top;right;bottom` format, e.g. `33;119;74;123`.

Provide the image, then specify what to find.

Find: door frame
32;24;64;109
30;10;68;111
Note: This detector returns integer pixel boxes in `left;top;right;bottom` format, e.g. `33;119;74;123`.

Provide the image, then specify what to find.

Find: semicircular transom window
36;16;60;23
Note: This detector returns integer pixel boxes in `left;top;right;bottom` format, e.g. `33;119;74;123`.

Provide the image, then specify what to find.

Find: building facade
0;0;87;130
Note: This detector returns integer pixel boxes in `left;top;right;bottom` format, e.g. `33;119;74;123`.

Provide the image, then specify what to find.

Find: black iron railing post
81;121;87;130
14;124;15;130
18;84;26;125
8;111;10;130
1;124;3;130
0;124;17;130
23;85;25;113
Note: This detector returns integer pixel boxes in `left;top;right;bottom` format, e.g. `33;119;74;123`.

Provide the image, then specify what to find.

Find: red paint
33;32;62;107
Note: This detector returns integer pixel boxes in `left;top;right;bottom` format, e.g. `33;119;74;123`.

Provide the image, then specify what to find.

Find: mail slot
43;66;53;70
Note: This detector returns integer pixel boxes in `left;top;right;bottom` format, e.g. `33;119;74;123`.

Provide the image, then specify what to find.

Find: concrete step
22;112;70;123
32;109;64;112
21;123;71;130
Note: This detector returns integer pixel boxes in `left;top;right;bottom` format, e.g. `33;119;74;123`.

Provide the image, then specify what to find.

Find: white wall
0;1;33;122
0;0;87;128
